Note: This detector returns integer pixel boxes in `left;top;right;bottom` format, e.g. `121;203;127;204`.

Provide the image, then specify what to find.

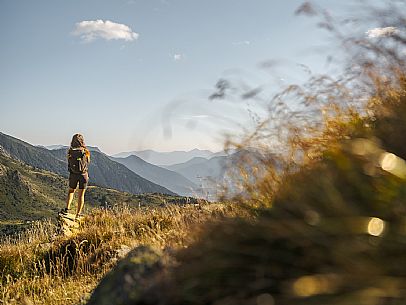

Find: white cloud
179;114;210;120
233;40;251;46
188;115;210;119
366;27;398;38
173;53;183;61
72;20;139;42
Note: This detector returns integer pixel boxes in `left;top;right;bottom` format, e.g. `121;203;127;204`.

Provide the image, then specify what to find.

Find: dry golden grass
0;203;242;305
128;68;406;305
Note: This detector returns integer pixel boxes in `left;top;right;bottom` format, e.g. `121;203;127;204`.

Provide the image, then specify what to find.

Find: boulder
87;245;163;305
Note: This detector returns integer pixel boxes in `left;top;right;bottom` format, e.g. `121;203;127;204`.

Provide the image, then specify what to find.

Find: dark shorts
69;172;89;189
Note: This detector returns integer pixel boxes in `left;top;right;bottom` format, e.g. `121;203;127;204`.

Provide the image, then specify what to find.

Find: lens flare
380;153;397;171
367;217;385;236
292;275;339;297
379;152;406;178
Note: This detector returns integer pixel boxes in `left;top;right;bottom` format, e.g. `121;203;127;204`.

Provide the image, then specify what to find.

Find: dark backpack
68;148;89;174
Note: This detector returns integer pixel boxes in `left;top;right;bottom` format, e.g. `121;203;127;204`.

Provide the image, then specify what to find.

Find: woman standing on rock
61;133;90;220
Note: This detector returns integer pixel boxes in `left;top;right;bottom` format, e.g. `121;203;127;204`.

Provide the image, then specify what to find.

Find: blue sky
0;0;378;154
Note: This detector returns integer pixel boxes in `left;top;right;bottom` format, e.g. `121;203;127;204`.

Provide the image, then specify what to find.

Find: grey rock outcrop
87;246;163;305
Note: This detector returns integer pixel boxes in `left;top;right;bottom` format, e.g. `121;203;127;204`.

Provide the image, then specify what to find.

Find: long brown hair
70;133;86;149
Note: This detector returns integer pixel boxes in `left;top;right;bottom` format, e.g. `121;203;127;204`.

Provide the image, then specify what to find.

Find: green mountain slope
0;149;66;222
0;149;188;235
0;149;126;222
0;132;175;195
0;132;67;177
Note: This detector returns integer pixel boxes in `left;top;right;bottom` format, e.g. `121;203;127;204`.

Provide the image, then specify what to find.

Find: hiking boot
60;208;69;215
75;213;84;221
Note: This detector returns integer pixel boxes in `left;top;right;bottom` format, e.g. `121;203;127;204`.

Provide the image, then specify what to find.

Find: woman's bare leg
76;188;86;216
66;188;75;210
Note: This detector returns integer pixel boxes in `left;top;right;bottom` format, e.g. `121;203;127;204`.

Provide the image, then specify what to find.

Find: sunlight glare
367;217;385;237
379;152;406;179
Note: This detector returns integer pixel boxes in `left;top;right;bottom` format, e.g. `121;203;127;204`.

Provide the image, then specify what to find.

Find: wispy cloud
233;40;251;46
178;114;211;121
173;53;184;61
72;20;139;42
366;27;398;38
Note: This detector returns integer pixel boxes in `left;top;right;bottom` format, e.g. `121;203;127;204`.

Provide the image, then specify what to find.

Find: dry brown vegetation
112;2;406;305
0;203;243;305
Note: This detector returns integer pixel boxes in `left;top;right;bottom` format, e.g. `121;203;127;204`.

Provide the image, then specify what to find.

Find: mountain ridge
42;145;102;153
0;132;174;195
0;148;192;236
110;155;198;196
164;155;228;185
111;149;217;166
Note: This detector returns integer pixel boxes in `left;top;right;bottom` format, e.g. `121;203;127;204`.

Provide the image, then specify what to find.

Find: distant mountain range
41;145;102;153
110;155;198;197
163;150;265;200
38;142;230;197
111;149;226;166
42;144;66;150
111;149;238;199
0;132;174;195
39;143;199;196
164;156;228;185
0;144;194;235
5;134;256;201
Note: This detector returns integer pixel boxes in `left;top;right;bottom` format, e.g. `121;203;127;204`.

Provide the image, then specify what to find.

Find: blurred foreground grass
101;3;406;304
117;78;406;305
